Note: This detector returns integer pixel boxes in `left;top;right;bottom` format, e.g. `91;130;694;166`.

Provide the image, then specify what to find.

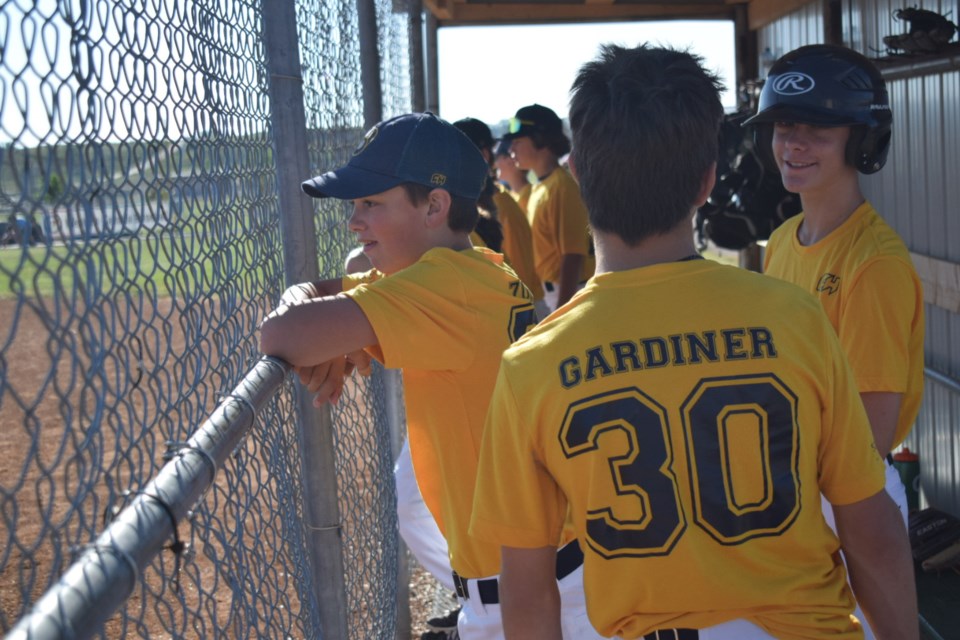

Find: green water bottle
892;447;920;512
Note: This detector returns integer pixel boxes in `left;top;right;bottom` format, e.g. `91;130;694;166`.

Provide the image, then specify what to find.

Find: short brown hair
401;183;480;234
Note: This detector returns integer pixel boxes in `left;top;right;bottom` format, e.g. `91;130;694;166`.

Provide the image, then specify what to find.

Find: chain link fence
1;0;414;637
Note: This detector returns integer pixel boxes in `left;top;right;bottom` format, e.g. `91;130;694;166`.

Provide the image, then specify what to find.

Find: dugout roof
422;0;812;30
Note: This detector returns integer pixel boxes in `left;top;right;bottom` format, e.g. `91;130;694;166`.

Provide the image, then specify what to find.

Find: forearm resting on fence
259;295;376;367
279;277;344;305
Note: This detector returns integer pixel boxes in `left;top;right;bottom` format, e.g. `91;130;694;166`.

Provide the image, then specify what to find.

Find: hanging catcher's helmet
743;44;892;174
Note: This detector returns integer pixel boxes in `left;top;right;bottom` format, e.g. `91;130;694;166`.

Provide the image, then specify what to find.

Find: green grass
0;229;277;301
0;239;164;300
1;236;747;302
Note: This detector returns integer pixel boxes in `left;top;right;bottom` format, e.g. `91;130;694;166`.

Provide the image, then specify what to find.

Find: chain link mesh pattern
1;0;412;636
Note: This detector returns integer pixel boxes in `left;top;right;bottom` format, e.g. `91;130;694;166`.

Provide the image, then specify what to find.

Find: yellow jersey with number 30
470;259;885;639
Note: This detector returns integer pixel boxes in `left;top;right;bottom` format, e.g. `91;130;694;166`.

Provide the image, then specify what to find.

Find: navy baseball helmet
743;44;892;174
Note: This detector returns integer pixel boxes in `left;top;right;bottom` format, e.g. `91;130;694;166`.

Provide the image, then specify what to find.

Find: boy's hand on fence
296;350;371;407
297;358;348;406
345;350;373;377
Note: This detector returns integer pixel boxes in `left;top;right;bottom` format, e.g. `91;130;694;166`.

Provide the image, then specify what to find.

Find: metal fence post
425;12;439;115
385;367;410;640
409;0;426;113
261;3;349;639
357;0;384;128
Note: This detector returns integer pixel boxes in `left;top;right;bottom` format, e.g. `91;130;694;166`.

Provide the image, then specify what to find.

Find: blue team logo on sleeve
506;280;536;342
508;304;537;342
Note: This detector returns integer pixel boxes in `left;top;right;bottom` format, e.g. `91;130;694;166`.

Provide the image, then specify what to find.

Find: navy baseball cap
501;104;563;141
453;117;495;151
302;112;489;200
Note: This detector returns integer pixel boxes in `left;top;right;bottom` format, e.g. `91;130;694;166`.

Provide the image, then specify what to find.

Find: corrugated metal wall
758;0;960;515
757;0;824;62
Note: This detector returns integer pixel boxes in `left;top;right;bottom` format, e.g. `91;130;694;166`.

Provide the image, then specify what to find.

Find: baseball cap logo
354;126;378;155
772;72;815;95
430;173;447;186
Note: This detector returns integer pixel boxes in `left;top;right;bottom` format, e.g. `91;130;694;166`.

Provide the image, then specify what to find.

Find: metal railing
1;0;416;637
6;357;289;638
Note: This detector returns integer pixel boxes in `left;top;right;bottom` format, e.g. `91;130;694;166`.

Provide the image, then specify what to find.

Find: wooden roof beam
423;2;736;27
746;0;817;31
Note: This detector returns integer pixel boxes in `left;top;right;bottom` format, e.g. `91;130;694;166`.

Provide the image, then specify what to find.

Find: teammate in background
493;138;532;212
455;117;549;320
470;44;917;640
344;245;372;273
503;104;594;310
744;44;925;640
259;112;599;640
748;44;924;474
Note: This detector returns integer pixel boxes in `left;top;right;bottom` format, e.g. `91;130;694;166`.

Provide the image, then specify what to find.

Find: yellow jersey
471;259;885;639
527;167;595;286
494;187;543;301
344;247;536;578
764;201;924;448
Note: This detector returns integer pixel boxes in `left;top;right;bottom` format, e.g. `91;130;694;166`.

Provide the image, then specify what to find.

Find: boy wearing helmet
745;44;924;637
746;43;923;507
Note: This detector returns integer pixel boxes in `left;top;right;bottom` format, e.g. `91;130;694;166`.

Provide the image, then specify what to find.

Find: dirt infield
0;295;230;637
1;295;441;638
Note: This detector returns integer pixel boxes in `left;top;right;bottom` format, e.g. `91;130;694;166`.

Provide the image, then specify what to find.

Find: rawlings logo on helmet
771;72;816;95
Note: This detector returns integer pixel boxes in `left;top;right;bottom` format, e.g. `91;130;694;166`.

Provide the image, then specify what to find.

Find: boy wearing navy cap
260;113;600;640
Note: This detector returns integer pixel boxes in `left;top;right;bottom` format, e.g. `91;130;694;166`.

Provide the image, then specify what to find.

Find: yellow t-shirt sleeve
345;260;476;370
341;268;382;291
470;362;568;547
817;322;887;506
838;257;920;394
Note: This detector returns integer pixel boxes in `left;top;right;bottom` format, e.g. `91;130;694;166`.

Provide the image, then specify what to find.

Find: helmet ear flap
847;123;891;174
751;124;778;173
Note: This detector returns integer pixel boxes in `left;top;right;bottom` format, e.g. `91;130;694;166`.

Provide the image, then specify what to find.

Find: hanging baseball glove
883;6;958;55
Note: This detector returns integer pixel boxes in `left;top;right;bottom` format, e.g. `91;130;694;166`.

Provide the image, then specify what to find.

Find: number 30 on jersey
559;374;801;558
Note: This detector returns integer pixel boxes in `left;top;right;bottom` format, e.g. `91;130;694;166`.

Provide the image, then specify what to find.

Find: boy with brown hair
259;112;599;640
503;104;595;310
470;44;917;640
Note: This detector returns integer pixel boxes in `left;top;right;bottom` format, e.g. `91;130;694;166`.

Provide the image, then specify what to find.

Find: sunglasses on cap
508;117;535;134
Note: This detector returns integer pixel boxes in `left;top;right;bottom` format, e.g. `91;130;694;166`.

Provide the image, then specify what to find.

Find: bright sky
437;20;737;129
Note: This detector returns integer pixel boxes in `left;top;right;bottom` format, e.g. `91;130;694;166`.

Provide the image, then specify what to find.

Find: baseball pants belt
452;539;585;605
643;630;698;640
